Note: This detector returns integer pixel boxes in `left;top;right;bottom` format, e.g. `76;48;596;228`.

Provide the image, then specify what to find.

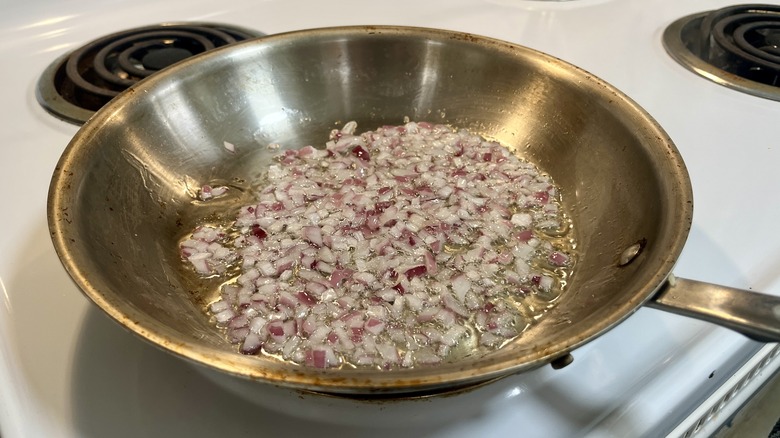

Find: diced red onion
240;333;263;354
183;121;574;370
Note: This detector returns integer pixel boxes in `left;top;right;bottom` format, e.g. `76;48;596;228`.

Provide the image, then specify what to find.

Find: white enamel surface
1;0;779;437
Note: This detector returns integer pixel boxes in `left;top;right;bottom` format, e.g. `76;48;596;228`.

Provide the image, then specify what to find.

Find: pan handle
645;276;780;342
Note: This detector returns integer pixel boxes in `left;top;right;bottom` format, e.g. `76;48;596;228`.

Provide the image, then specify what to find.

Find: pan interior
48;26;692;394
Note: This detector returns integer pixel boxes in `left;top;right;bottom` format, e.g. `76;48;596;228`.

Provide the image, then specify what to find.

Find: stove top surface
2;1;780;437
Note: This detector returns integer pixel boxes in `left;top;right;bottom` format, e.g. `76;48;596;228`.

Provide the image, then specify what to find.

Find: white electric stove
2;0;780;437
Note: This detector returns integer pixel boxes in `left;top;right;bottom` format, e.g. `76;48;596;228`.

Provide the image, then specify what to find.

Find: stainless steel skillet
47;26;780;396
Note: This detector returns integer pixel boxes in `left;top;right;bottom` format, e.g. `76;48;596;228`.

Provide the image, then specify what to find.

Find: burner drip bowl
663;4;780;101
37;23;263;124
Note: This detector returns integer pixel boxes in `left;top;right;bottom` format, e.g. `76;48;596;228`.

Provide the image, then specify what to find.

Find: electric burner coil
37;23;263;124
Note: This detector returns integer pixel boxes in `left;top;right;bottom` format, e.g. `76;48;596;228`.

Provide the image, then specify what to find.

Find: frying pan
47;26;780;396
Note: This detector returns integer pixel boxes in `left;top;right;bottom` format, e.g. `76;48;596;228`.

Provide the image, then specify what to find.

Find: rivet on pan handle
550;353;574;370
